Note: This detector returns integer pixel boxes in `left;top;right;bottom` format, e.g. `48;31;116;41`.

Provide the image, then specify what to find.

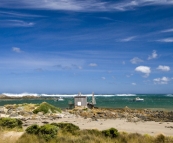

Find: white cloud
148;50;157;60
130;57;143;64
120;36;136;42
89;63;97;67
153;77;171;84
157;65;170;72
135;66;151;77
12;47;22;53
132;83;136;85
102;77;106;80
157;38;173;43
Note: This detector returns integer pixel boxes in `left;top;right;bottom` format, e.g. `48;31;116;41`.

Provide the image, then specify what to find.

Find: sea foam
1;93;137;97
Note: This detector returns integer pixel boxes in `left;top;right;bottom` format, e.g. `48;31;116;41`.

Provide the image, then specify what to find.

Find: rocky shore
1;103;173;136
0;103;76;128
0;103;173;127
70;107;173;122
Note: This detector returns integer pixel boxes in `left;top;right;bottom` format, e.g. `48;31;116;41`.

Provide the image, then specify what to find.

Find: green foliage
33;102;61;114
155;134;165;143
39;124;58;141
26;124;40;134
51;122;80;135
16;125;173;143
0;117;22;129
102;128;119;138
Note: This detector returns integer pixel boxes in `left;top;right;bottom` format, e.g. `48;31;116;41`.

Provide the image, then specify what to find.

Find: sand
1;117;173;142
55;117;173;136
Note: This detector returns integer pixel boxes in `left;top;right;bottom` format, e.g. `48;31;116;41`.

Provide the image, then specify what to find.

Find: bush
102;128;119;138
33;102;61;114
155;134;165;143
51;122;80;135
26;124;40;134
0;117;22;128
39;124;58;141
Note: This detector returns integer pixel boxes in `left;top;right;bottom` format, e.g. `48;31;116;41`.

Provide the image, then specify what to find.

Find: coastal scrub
33;102;61;114
0;117;22;129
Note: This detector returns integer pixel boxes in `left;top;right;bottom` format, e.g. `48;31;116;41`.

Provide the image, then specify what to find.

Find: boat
54;97;64;101
134;97;144;102
58;97;64;101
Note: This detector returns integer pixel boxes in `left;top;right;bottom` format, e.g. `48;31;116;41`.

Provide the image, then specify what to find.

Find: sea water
0;94;173;111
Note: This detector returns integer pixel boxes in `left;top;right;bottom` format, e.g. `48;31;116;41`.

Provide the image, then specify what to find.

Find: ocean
0;93;173;111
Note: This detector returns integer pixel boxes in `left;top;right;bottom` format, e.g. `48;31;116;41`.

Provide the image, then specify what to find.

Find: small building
74;93;87;108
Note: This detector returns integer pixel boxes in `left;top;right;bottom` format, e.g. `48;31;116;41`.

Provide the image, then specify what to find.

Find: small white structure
74;93;87;108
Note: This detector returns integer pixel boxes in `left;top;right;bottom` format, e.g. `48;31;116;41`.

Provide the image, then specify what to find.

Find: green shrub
0;117;22;128
39;124;58;141
33;102;61;114
26;124;40;134
51;122;80;135
155;134;165;143
102;128;119;138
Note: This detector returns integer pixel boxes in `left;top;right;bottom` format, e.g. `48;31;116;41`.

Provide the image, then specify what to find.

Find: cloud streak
0;11;42;18
157;38;173;43
161;28;173;33
120;36;136;42
0;0;173;12
0;20;35;27
89;63;98;67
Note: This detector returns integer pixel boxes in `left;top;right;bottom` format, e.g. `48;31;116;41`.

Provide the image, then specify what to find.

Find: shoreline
0;102;173;137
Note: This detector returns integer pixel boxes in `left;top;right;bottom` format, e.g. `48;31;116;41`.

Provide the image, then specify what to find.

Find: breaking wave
165;94;173;97
1;93;137;97
115;94;136;96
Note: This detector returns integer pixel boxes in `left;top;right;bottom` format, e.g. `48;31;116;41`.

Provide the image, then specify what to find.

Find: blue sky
0;0;173;94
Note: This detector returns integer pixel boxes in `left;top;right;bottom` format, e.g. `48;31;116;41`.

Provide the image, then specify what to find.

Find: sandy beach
2;117;173;142
19;113;173;136
51;117;173;136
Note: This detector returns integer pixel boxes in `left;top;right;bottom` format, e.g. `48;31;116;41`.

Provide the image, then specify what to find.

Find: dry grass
0;128;23;143
1;125;173;143
15;129;173;143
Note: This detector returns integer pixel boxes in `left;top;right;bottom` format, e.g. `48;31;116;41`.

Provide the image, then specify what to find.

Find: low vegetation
102;128;119;138
14;123;173;143
50;122;80;135
0;117;22;129
33;102;61;114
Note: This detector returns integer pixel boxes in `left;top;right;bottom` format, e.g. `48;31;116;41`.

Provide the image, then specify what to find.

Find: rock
0;106;8;114
7;109;15;114
56;113;65;118
9;112;19;117
17;107;23;111
37;112;44;116
3;107;8;114
42;121;49;124
0;114;9;117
